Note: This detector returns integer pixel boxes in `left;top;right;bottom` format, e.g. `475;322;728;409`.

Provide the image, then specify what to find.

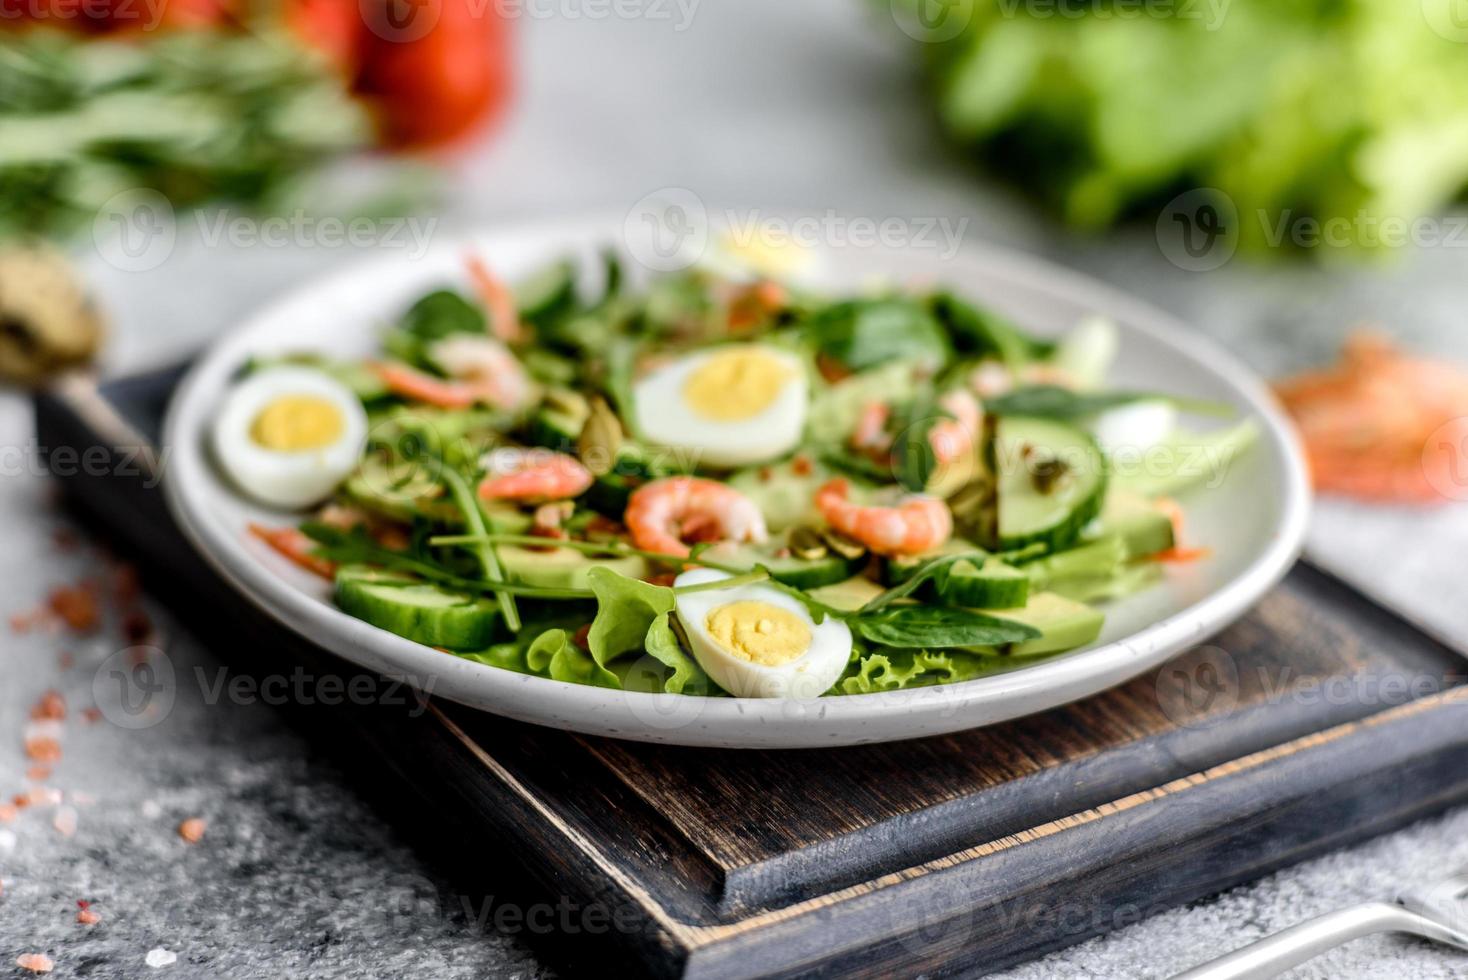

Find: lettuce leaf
837;647;998;695
585;566;676;669
644;612;712;695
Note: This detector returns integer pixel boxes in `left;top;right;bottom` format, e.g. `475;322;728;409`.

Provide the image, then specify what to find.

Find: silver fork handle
1171;902;1452;980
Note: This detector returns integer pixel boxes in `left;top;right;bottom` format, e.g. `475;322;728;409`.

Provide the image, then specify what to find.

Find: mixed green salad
220;244;1257;698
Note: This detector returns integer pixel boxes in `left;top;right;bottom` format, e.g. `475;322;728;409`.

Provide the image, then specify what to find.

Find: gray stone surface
4;1;1468;977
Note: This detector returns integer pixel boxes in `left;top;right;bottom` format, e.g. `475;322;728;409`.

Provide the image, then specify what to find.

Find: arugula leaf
850;606;1041;649
440;466;520;632
804;298;951;372
400;289;486;342
929;291;1052;366
983;385;1233;420
585;566;675;669
858;550;991;613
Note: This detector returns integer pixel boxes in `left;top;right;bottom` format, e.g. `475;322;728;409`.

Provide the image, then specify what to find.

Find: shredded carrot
1150;546;1213;564
247;525;336;579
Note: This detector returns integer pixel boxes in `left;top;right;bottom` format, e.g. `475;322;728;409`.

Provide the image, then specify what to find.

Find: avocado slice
497;545;647;591
807;575;885;612
727;456;833;533
985;592;1104;656
1095;489;1175;559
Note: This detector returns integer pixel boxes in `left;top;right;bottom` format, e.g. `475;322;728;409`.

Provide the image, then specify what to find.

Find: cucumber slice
885;540;1029;609
1020;535;1127;592
497;544;647;590
727;456;832;532
717;543;861;590
336;565;502;650
992;416;1107;551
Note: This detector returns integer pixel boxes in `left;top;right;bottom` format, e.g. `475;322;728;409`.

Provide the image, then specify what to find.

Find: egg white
673;568;852;698
633;346;808;469
212;366;368;510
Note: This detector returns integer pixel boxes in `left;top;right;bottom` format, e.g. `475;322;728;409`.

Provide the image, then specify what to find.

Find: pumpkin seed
788;526;830;561
578;396;623;476
820;529;867;561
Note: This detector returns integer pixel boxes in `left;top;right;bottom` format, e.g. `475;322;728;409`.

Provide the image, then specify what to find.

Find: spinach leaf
804;298;951;372
850;606;1040;649
889;392;952;492
400;289;486;341
983;385;1233;420
930;291;1052;366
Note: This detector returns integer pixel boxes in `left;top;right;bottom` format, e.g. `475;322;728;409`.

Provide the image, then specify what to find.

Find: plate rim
161;216;1312;748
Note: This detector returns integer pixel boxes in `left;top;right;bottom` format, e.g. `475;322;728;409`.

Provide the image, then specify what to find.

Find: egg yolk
250;396;344;452
705;601;811;666
683;347;792;421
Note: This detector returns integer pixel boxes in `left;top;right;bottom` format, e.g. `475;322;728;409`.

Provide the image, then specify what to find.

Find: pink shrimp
851;401;892;454
373;335;535;412
624;476;768;558
929;390;982;464
477;449;593;503
814;478;952;557
466;254;524;343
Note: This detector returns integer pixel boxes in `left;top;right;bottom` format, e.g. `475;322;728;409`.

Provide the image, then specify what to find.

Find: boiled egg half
212;365;368;509
633;344;808;468
673;568;852;698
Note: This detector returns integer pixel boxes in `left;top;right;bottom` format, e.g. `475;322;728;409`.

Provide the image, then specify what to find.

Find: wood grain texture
35;367;1468;980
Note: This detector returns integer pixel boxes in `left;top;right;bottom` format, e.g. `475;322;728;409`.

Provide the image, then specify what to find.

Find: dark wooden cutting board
34;365;1468;979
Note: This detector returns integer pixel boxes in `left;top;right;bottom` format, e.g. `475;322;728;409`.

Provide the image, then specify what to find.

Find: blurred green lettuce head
896;0;1468;253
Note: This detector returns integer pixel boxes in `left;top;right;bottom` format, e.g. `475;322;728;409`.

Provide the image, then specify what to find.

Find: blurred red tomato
355;0;512;150
284;0;364;75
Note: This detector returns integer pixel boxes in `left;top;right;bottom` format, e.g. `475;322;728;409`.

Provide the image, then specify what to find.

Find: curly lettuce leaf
837;647;998;695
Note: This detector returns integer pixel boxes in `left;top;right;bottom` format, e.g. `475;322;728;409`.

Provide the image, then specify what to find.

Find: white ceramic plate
163;217;1310;748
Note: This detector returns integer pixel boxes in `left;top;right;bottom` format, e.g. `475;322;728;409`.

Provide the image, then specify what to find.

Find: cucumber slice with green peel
992;416;1107;551
883;539;1030;609
525;400;589;452
1019;534;1128;592
727;456;833;532
344;458;458;524
336;565;502;650
716;543;861;590
497;544;647;591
